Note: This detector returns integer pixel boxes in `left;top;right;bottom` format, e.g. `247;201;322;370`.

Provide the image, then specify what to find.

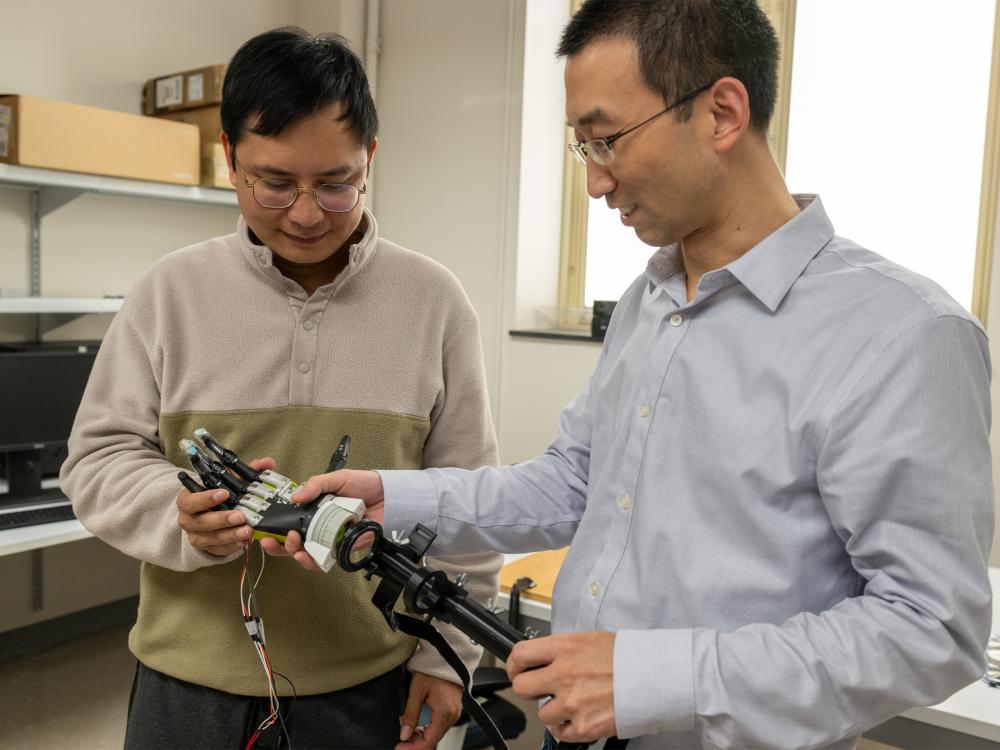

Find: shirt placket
577;285;693;629
288;294;329;405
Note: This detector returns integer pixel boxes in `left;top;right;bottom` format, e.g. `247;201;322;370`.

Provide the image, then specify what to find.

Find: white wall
372;0;526;414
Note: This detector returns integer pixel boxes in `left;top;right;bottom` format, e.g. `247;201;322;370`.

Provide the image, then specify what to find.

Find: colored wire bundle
240;544;293;750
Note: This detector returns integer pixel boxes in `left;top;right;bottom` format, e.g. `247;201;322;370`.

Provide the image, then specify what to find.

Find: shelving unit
0;162;238;335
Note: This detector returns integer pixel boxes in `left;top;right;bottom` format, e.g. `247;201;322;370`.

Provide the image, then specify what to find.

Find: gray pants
123;661;408;750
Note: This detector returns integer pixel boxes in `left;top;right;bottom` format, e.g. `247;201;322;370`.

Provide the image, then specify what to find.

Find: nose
586;160;616;200
286;189;324;228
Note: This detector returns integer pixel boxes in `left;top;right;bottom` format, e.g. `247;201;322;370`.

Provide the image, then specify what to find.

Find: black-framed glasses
236;159;367;213
568;83;714;166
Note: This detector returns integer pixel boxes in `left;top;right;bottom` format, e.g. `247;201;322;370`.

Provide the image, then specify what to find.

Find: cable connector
244;616;266;644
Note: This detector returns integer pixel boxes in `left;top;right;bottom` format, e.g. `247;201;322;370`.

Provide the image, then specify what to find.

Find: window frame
557;0;1000;328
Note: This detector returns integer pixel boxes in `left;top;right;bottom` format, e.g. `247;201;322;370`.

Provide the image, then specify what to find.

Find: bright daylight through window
582;0;997;312
784;0;996;312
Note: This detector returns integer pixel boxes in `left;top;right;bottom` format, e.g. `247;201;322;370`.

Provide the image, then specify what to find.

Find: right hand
258;469;386;569
176;457;275;557
291;468;386;522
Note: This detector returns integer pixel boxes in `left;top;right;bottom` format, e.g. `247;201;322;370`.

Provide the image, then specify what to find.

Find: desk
498;553;1000;746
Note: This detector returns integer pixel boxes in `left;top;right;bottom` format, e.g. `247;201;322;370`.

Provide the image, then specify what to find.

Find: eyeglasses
236;160;367;213
568;83;714;166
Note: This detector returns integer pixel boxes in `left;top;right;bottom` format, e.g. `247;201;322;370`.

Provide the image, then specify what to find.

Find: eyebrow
249;163;358;180
569;107;612;128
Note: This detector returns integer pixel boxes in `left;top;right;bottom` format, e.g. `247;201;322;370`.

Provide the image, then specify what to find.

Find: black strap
394;612;509;750
394;612;628;750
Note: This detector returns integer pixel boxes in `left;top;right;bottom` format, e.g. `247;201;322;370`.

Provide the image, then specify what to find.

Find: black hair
221;27;378;161
557;0;779;132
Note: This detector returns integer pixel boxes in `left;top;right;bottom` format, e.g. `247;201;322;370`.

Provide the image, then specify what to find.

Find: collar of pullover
235;208;380;299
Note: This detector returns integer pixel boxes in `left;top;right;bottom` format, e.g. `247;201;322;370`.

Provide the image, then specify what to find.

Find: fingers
290;471;350;504
176;488;231;516
260;531;322;570
505;636;554;679
258;536;288;557
248;456;275;472
397;675;463;750
409;699;460;750
176;488;252;554
510;665;552;702
397;680;427;747
291;469;384;506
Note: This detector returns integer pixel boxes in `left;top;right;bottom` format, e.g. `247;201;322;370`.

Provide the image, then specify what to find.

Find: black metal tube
435;587;524;660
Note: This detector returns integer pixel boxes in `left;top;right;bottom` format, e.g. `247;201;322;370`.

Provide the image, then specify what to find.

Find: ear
368;137;378;161
707;77;751;154
221;131;239;189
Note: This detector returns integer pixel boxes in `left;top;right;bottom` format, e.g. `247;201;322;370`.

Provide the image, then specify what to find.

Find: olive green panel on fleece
129;406;430;696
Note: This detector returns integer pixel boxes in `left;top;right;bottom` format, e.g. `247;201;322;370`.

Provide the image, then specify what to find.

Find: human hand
507;631;617;744
290;468;385;522
176;457;275;557
397;672;463;750
257;468;385;569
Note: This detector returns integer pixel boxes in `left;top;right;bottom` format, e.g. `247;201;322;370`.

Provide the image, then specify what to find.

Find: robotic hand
175;432;605;750
176;429;364;572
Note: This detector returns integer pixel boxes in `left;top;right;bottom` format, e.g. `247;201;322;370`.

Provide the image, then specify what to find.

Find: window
559;0;1000;325
785;0;998;314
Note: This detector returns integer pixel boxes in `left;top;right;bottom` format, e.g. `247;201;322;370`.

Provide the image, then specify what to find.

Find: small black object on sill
591;300;617;340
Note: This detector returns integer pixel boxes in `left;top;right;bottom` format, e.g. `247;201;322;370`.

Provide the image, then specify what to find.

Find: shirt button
670;313;684;327
618;494;632;510
298;362;311;374
589;581;602;597
303;320;314;331
639;404;651;418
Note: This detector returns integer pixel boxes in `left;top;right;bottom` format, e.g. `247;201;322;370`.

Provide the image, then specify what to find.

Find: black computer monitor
0;348;97;504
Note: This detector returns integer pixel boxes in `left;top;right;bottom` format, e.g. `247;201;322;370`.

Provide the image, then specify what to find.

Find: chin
633;227;665;247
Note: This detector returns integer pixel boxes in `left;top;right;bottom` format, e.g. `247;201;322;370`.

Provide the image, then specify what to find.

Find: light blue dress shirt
381;196;995;750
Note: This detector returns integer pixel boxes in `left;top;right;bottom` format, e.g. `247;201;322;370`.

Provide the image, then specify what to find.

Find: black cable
271;670;297;750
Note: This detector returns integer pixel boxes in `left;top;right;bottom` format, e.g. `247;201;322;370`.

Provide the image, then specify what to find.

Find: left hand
397;672;463;750
507;631;617;744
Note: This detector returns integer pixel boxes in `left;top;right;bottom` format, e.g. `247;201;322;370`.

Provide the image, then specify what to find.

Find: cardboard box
0;95;200;185
202;143;234;190
158;104;222;150
155;105;232;189
143;64;226;115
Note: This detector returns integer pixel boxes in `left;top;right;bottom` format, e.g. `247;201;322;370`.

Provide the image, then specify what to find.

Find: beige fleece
61;211;501;695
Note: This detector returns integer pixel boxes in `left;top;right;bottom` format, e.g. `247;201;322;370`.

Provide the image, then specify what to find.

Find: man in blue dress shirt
283;1;996;747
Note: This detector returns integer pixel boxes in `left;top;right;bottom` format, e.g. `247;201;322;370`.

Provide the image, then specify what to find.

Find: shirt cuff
378;469;440;542
614;628;695;738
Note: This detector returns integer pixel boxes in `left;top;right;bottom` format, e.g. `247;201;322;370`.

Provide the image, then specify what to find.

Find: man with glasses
61;27;500;750
287;1;995;748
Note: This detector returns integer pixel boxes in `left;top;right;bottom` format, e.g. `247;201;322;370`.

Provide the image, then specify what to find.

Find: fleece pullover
61;210;501;695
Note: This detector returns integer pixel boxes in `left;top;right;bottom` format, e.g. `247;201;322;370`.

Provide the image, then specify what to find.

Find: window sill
508;329;603;344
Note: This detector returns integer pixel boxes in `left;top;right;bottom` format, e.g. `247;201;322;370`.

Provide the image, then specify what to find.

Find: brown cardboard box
143;64;226;115
0;95;199;185
202;143;234;190
155;105;232;189
158;104;222;150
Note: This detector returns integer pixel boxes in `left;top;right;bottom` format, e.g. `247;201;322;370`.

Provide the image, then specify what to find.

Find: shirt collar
236;207;380;295
646;194;835;312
